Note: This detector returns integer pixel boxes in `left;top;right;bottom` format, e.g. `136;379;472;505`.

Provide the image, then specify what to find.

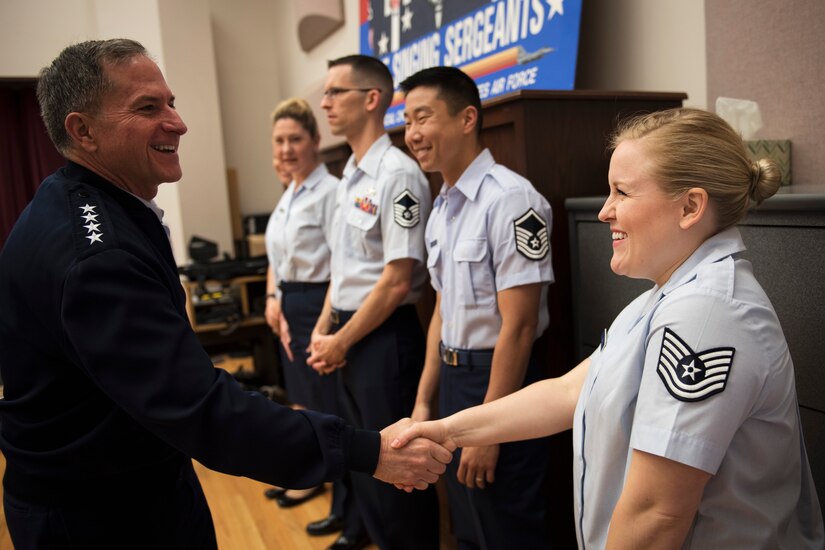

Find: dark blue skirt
279;281;338;413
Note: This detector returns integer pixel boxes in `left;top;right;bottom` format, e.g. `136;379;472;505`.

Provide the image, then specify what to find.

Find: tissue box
745;140;791;186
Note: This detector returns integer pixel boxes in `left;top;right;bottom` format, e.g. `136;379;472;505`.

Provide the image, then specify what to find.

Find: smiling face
403;85;473;184
598;138;692;286
80;55;187;199
272;117;318;184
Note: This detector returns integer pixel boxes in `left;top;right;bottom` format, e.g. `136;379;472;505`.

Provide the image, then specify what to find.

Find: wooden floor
0;453;453;549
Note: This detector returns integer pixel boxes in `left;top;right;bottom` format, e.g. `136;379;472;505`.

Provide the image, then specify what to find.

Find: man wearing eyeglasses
308;55;437;550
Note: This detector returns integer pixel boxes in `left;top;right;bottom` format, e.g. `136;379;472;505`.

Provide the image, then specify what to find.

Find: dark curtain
0;83;65;250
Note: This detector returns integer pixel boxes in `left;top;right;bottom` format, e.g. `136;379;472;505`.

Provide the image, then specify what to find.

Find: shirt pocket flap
345;207;379;232
453;238;487;262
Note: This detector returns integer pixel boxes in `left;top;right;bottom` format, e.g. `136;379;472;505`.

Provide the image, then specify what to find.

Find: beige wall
208;0;283;217
208;0;359;218
157;0;233;260
706;0;825;188
576;0;707;108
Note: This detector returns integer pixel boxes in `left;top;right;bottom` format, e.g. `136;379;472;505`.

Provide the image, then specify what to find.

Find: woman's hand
278;314;294;362
457;444;499;490
410;402;432;423
265;297;281;335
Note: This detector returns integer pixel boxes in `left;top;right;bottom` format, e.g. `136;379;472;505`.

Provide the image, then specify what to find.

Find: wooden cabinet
183;275;266;333
183;275;280;385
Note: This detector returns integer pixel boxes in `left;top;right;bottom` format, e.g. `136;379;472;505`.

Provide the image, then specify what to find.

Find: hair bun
749;158;781;204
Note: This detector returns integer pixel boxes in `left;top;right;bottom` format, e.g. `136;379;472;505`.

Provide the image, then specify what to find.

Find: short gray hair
36;39;148;154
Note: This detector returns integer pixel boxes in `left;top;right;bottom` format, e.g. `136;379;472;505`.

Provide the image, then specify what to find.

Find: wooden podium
321;90;686;546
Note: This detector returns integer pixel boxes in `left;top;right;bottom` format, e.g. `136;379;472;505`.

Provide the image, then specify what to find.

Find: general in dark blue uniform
0;39;449;550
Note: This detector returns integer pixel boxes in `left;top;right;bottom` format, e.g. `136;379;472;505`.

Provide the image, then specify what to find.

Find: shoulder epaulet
66;183;117;258
489;164;529;191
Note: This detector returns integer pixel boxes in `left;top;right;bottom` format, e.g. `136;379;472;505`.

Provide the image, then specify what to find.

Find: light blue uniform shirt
265;163;338;298
573;227;824;549
425;149;554;349
330;134;431;311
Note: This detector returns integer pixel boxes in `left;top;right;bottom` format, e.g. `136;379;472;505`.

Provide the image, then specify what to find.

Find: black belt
279;281;328;292
439;342;494;367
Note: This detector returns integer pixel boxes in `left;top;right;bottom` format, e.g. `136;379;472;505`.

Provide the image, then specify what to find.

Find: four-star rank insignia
657;327;735;402
393;189;420;228
514;208;549;260
78;202;104;245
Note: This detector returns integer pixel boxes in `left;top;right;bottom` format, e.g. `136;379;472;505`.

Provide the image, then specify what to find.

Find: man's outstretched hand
374;418;452;492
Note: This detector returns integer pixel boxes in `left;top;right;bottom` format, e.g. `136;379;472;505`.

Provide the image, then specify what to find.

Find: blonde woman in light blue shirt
394;108;824;549
263;98;340;514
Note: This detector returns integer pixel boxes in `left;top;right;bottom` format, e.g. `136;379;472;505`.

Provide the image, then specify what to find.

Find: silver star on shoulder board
81;213;99;223
84;222;100;232
79;204;97;213
85;232;103;244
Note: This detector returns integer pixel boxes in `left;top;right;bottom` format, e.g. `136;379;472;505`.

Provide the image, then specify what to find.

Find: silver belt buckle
442;346;459;367
330;309;340;324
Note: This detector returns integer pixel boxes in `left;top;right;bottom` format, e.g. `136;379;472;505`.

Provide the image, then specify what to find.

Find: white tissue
715;97;763;140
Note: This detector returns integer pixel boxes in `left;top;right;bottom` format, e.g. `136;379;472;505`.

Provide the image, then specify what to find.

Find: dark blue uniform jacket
0;162;378;504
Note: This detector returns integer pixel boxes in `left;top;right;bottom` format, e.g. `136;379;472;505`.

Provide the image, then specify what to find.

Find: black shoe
275;485;325;508
263;487;286;500
327;534;370;550
306;514;344;536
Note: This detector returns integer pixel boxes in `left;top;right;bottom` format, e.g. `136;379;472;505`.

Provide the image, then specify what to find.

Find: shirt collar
343;133;391;181
659;226;747;297
438;148;495;204
125;190;165;225
455;148;495;201
294;163;330;195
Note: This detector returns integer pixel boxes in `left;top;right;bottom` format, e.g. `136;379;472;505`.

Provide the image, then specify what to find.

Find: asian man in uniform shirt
401;66;555;549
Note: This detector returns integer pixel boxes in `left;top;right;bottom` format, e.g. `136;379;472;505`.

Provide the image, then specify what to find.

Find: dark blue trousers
280;282;362;536
439;349;552;550
279;282;333;409
3;460;216;550
332;305;439;549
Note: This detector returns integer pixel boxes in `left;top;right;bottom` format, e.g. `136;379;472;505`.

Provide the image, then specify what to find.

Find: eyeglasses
322;87;379;99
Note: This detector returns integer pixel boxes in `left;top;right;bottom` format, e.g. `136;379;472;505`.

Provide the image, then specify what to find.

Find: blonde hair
270;97;319;140
611;108;781;231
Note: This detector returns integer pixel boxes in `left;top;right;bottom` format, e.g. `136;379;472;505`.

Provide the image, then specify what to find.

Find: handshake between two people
373;417;455;492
